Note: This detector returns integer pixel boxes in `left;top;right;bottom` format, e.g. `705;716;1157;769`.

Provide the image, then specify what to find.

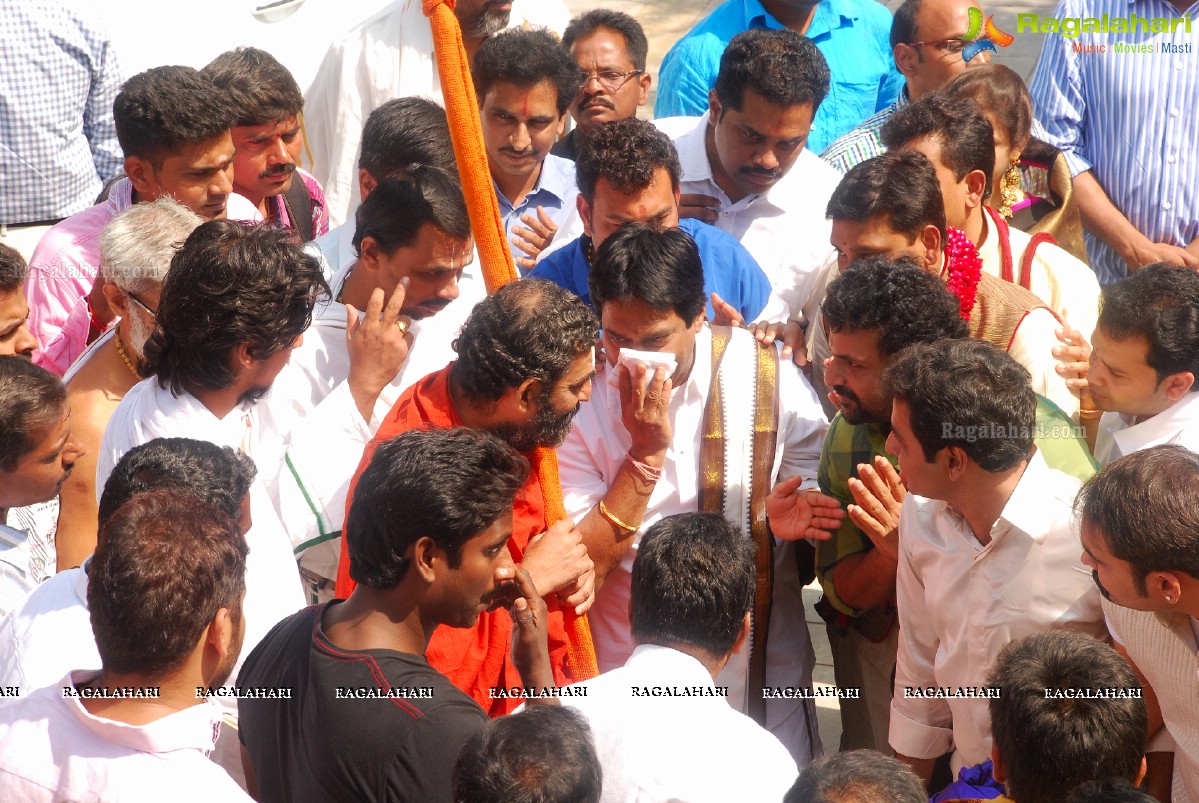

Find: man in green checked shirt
767;255;1096;756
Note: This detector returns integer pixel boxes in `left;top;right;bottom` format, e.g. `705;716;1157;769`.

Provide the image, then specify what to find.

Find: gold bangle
598;499;640;533
1079;408;1103;420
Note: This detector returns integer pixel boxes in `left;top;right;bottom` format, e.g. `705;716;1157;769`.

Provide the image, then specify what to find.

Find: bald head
892;0;988;99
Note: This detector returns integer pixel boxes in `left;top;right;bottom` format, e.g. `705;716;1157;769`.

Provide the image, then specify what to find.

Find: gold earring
999;157;1021;220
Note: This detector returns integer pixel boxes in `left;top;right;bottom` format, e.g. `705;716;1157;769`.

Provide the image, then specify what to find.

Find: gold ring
395;319;410;335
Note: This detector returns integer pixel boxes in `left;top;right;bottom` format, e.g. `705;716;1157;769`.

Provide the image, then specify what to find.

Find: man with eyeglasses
54;199;203;573
553;10;652;163
822;0;988;173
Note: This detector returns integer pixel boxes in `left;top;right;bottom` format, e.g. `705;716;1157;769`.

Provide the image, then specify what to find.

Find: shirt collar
625;644;718;688
675;114;717;185
996;448;1053;543
57;669;223;754
497;154;576;207
1111;392;1199;456
107;178;135;215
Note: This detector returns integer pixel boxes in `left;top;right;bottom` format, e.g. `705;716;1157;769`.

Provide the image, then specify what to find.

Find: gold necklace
113;332;140;379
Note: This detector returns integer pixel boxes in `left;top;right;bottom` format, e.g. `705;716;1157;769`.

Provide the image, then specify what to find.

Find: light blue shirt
1029;0;1199;285
494;153;579;268
0;0;123;225
654;0;903;154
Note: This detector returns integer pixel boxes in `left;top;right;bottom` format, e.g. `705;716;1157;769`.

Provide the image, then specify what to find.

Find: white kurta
303;0;571;226
656;114;843;324
977;209;1101;340
0;563;95;697
889;449;1106;772
558;644;799;803
96;380;306;685
262;224;485;585
558;325;829;765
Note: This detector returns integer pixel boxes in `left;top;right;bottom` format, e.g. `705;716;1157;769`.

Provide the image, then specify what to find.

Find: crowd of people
0;0;1196;800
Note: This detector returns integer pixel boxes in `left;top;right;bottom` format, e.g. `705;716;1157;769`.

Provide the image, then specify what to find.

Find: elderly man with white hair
53;198;202;571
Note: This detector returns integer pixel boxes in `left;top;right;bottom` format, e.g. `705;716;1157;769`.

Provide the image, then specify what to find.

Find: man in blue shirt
473;28;583;270
530;119;778;324
655;0;902;153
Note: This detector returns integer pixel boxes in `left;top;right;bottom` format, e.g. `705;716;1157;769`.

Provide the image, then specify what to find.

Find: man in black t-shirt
237;429;557;802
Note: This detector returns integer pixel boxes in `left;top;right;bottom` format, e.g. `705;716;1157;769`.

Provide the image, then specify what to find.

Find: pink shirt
0;670;252;801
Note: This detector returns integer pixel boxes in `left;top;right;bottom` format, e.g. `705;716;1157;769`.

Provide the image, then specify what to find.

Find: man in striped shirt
1029;0;1199;284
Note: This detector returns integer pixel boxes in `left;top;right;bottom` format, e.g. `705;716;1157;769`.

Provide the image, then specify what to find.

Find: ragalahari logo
961;7;1015;61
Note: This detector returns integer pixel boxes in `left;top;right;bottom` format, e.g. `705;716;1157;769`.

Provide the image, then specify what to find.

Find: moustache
580;96;615;111
740;166;779;180
830;385;860;406
260;163;297;179
1091;569;1113;601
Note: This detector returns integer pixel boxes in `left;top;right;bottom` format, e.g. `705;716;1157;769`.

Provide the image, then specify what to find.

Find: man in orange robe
335;279;599;713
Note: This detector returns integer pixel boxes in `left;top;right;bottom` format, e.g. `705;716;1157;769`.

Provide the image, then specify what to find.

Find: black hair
144;220;329;396
943;64;1033;151
451;278;598;405
0;244;27;293
784;750;927;803
890;0;923;48
588;224;706;325
1065;781;1156;803
1076;445;1199;594
346;428;528;589
352;168;470;257
113;66;235;165
575;118;681;203
452;706;602;803
98;438;256;529
358;97;455;177
714;28;830;114
562;9;648;71
826;151;947;243
89;490;247;679
472;28;584;117
988;631;1147;803
630;513;755;657
1098;264;1199;390
201;47;303;127
881;90;996;197
885;338;1035;471
0;356;67;472
822;256;968;357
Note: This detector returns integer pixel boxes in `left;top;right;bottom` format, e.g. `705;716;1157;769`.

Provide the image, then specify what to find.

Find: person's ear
690;313;705;333
557;113;567;139
990;742;1006;783
206;607;236;662
637;72;652;106
102;282;130;320
578;194;593;240
359;169;378;202
124;156;156;196
1162;371;1195;401
413;537;438;583
234;341;256;370
707;90;722;124
730;612;751;655
919;224;942;268
965;169;988;210
942;445;969;481
516;377;543;413
893;43;918;79
359;237;382;270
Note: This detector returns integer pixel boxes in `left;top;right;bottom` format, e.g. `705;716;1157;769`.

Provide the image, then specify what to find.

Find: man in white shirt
557;512;798;802
1081;266;1199;464
0;490;252;801
656;28;843;324
0;437;254;698
880;91;1100;339
1078;446;1199;802
558;224;828;765
303;0;570;226
883;338;1105;789
267;168;482;593
0;357;84;614
97;221;329;684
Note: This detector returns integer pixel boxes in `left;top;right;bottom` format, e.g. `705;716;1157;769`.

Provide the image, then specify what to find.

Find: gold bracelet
598;500;640;533
1079;408;1103;420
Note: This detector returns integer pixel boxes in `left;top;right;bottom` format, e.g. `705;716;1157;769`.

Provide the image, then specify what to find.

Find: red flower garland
944;227;982;320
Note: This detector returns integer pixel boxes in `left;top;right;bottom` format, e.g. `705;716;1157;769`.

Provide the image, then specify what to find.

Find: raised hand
1053;322;1092;399
846;456;906;563
618;363;673;463
345;278;413;422
766;475;846;541
521;518;593;603
748;319;807;366
513;206;559;271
